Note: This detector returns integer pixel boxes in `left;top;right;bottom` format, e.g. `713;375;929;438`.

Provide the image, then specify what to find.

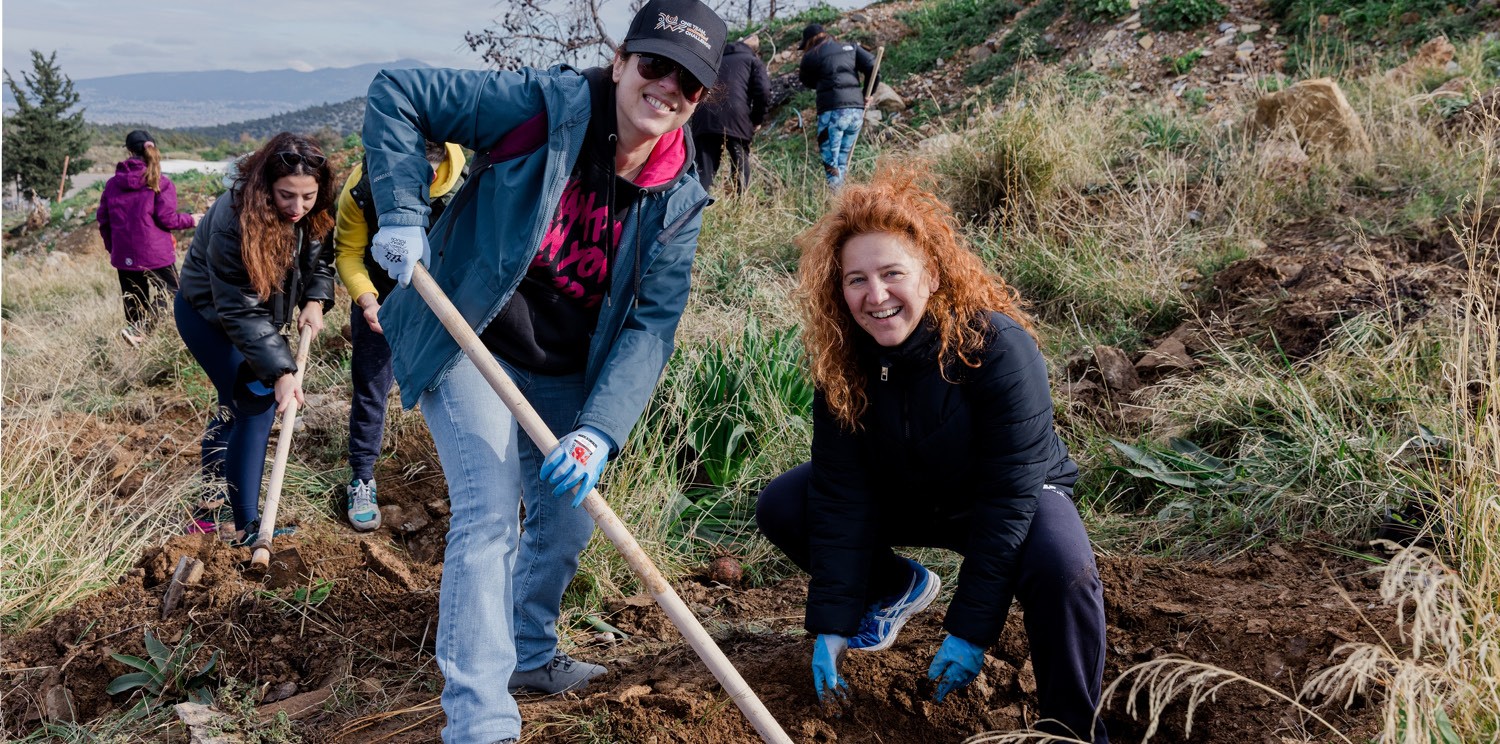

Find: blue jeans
817;108;864;188
422;354;597;744
174;292;277;532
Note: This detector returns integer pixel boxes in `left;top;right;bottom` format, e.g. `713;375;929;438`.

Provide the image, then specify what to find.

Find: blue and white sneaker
847;557;940;652
346;478;382;532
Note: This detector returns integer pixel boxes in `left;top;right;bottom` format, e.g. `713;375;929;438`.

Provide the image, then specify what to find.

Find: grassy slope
3;5;1497;740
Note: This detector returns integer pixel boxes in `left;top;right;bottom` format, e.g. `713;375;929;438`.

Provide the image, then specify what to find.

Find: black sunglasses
634;54;706;103
276;151;327;169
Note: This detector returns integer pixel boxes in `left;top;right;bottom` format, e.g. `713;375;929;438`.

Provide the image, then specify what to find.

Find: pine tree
3;50;93;200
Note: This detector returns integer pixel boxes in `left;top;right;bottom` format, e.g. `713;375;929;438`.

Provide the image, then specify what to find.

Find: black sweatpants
693;132;751;195
756;462;1109;743
118;265;179;330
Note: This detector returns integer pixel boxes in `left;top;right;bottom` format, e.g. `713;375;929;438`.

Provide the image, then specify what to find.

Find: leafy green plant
1145;0;1226;32
883;0;1023;79
1182;87;1210;110
1162;49;1205;75
1138;111;1198;151
107;628;219;711
965;0;1068;87
1108;438;1249;493
1074;0;1133;21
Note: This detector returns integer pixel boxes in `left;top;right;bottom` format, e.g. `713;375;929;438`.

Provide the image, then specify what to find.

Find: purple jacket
96;158;196;271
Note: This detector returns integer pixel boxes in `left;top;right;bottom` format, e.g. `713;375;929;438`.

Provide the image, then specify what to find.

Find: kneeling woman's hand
928;634;985;702
540;426;614;507
812;634;849;702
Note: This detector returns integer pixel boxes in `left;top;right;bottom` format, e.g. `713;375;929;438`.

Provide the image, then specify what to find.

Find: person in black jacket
756;164;1107;743
691;35;771;194
799;23;878;188
176;132;337;545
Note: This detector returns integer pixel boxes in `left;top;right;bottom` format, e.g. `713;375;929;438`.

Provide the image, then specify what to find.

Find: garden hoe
249;331;312;578
842;45;885;174
411;264;793;744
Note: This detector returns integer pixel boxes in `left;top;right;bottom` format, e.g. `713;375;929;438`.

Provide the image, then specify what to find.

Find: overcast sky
2;0;636;80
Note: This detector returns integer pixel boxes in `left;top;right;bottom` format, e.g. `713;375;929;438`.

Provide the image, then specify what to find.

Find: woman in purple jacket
96;129;201;346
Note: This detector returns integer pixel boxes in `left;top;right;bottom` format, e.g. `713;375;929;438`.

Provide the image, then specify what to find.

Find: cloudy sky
3;0;638;80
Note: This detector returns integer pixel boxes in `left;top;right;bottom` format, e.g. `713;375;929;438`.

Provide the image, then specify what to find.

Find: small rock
361;541;417;590
1226;72;1248;81
1187;209;1203;224
1237;40;1256;52
1138;34;1154;50
1091;50;1110;69
42;684;75;722
1128;81;1144;91
1103;29;1120;42
1218;21;1237;32
262;681;299;704
1240;23;1262;33
1092;345;1141;393
967;44;994;63
849;12;869;22
708;555;744;585
1124;12;1141;23
1445;60;1462;74
1125;21;1141;31
1214;34;1235;47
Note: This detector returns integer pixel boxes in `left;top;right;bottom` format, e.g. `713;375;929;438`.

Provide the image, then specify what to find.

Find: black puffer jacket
691;41;771;140
806;311;1079;646
799;36;878;113
179;192;336;385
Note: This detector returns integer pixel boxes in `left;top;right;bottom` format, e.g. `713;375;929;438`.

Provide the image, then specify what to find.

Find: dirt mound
4;522;1396;742
1210;231;1468;357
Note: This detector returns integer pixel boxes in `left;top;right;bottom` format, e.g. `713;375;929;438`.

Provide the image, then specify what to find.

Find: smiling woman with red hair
757;163;1109;743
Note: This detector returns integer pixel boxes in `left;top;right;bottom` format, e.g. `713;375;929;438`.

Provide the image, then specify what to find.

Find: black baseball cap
623;0;728;89
125;129;153;155
801;24;825;50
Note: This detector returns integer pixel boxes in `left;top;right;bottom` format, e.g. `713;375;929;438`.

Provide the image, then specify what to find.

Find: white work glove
370;225;429;288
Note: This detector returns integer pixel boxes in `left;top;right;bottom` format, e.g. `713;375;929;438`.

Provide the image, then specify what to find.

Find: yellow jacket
334;142;465;301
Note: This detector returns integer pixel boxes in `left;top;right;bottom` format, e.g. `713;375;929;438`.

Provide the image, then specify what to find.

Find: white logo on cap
655;13;711;50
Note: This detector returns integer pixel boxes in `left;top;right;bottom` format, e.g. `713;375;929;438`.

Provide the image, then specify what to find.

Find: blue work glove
812;634;849;703
540;426;614;507
928;634;986;703
370;225;428;287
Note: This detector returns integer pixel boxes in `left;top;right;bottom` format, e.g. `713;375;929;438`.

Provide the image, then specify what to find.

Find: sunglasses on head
634;54;706;103
276;151;326;169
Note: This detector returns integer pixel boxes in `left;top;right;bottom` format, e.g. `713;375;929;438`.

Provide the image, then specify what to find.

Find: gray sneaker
507;653;605;694
346;479;381;531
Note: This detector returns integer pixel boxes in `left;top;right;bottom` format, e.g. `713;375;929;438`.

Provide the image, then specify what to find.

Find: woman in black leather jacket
174;132;337;543
756;164;1108;742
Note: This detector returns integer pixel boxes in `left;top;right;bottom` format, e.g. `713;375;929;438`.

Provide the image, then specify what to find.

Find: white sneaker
346;479;381;531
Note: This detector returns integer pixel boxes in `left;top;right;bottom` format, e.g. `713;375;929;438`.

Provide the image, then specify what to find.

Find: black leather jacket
805;311;1079;646
179;192;336;384
799;37;878;113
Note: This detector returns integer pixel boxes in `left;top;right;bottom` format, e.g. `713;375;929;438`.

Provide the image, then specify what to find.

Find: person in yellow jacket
334;140;466;530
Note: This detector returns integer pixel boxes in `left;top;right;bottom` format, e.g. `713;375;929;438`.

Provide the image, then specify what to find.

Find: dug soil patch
4;526;1397;742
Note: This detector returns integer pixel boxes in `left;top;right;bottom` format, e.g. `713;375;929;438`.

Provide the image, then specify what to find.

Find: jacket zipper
879;361;910;439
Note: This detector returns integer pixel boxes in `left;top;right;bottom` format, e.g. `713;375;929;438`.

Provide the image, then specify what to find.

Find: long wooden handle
250;331;314;570
843;46;886;182
411;264;792;744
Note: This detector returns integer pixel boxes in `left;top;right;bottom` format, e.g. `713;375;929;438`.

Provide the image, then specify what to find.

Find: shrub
964;0;1068;87
1162;49;1206;75
932;107;1059;224
1074;0;1133;22
883;0;1024;79
1145;0;1226;32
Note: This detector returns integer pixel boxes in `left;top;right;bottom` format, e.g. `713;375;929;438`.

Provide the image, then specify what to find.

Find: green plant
1074;0;1133;21
1162;49;1205;75
965;0;1068;87
107;629;220;712
1138;111;1197;151
210;678;304;744
1145;0;1226;32
883;0;1023;79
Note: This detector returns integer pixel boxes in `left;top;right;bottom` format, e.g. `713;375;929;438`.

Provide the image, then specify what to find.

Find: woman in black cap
800;23;879;188
96;129;201;345
359;0;727;740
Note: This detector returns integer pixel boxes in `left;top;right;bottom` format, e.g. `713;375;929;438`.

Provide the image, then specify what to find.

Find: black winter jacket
691;42;771;141
179;192;337;385
806;311;1079;647
799;37;878;113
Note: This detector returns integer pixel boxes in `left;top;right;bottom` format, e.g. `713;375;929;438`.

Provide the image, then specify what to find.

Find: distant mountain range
3;59;435;128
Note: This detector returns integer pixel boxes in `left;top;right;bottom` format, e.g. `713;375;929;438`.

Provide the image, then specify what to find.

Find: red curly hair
796;162;1035;430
